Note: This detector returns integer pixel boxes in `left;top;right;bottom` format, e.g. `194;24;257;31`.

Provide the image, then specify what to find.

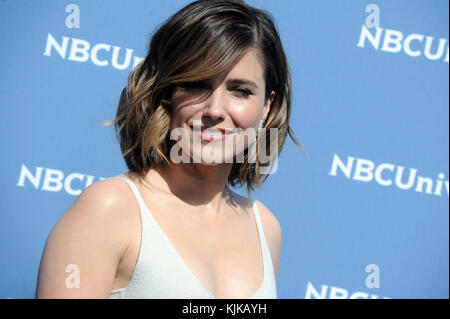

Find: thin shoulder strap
252;199;269;252
113;176;148;221
252;199;278;297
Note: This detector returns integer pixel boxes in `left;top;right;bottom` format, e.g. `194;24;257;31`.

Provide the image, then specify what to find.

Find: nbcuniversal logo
305;282;391;299
16;164;107;196
357;24;449;63
43;33;144;70
329;154;449;198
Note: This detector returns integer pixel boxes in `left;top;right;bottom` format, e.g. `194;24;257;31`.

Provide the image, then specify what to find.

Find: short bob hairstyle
103;0;305;195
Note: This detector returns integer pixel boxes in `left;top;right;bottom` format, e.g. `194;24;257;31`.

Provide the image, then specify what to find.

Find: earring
254;119;263;143
255;120;263;141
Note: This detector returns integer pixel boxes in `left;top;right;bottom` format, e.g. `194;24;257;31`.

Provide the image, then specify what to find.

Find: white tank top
109;175;278;299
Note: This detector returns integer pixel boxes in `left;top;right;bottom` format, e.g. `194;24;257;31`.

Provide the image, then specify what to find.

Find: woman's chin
188;152;235;165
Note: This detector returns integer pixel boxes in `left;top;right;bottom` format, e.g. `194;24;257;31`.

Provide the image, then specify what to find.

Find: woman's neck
141;162;234;214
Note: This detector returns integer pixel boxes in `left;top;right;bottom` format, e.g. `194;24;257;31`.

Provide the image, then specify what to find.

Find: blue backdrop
0;0;448;299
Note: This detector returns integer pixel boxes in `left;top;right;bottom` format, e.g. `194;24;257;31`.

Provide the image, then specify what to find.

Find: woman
36;0;304;299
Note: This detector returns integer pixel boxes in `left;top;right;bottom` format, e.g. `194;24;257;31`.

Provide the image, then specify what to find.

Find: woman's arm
36;180;131;298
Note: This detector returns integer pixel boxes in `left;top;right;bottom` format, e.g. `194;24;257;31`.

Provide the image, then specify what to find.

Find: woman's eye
233;87;253;98
177;83;253;98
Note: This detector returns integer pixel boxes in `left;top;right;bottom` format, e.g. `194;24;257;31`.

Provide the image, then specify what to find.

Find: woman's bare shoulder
56;173;141;261
227;189;281;234
36;174;137;298
59;174;138;250
253;200;282;237
73;174;134;217
226;190;282;251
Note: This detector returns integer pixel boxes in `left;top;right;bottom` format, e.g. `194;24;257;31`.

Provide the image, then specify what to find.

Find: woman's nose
202;88;228;123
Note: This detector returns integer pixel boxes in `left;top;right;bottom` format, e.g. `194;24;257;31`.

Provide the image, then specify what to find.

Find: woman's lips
189;125;236;142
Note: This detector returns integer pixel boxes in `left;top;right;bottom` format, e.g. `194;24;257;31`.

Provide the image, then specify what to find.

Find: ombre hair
102;0;306;195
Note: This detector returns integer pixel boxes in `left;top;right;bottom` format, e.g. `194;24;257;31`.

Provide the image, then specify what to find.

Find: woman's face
169;47;275;165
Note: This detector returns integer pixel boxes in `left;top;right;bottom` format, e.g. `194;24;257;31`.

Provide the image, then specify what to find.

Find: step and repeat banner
0;0;448;299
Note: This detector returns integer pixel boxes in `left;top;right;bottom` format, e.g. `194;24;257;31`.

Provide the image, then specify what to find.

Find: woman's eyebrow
226;78;259;89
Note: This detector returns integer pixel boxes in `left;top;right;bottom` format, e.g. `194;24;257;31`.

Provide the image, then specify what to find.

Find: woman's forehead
208;48;265;84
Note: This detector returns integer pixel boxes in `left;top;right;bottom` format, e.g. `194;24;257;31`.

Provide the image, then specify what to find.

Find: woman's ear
263;90;276;122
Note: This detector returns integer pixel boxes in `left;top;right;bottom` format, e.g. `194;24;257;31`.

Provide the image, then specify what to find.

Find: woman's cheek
171;89;202;119
229;101;260;129
171;103;198;124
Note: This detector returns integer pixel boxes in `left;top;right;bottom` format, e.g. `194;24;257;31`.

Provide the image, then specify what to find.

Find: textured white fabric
109;176;277;299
